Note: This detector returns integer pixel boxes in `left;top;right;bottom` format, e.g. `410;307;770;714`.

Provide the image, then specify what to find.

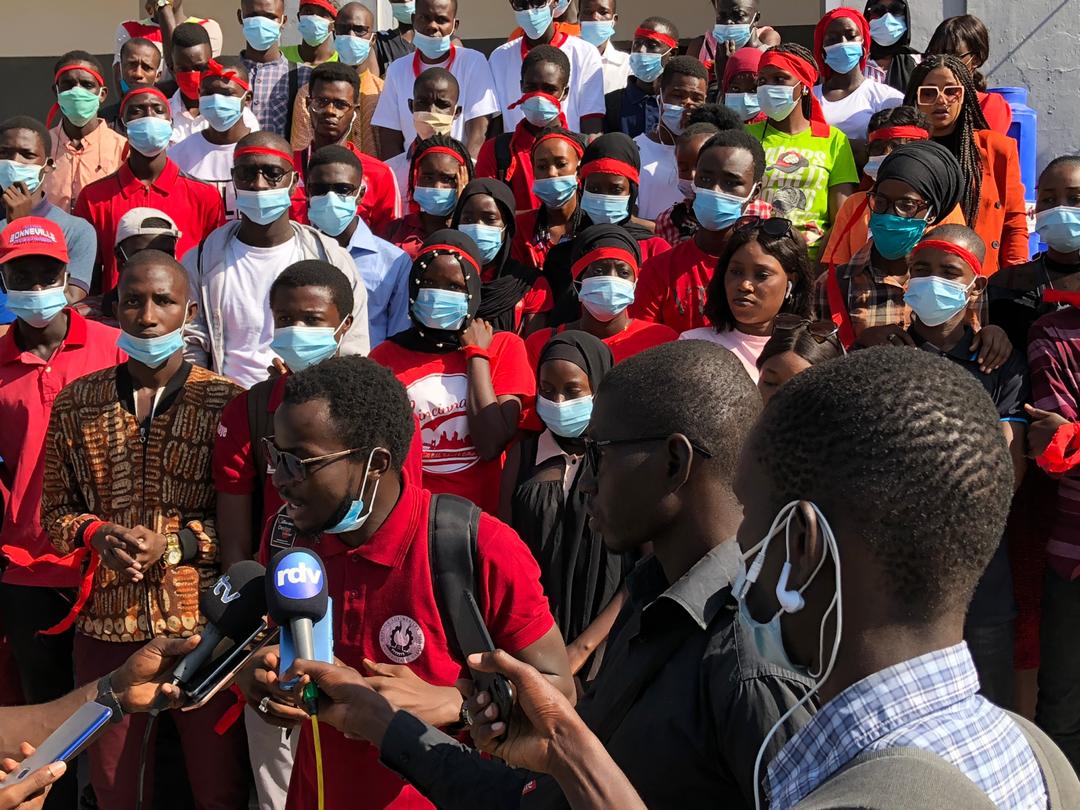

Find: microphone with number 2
266;548;328;713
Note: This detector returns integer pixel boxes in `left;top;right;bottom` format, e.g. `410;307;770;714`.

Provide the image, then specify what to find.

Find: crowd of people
0;0;1078;808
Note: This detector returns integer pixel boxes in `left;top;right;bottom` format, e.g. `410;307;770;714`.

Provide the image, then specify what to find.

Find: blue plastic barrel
989;86;1039;256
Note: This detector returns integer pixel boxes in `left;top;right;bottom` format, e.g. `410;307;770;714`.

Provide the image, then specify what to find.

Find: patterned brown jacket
41;362;242;642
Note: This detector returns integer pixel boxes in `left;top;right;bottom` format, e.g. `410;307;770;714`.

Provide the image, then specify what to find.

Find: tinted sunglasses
773;314;847;354
734;216;795;239
916;85;964;105
262;436;361;483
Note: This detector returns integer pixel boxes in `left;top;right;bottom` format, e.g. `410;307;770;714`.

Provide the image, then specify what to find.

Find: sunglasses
232;164;292;186
772;314;847;353
583;435;714;472
262;436;362;483
734;216;795;239
916;85;964;105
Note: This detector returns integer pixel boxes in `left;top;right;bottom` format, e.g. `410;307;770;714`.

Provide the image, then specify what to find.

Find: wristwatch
164;532;183;566
156;0;172;8
96;673;125;723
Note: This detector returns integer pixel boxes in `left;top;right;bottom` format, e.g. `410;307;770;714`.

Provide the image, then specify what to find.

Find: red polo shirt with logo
631;236;724;334
280;479;554;810
0;310;124;587
73;158;225;295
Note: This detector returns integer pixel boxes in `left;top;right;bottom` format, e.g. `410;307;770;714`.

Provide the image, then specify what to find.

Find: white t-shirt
169;91;261;145
633;134;681;222
168;134;241;221
372;47;500;157
600;45;630;95
812;80;904;143
679;326;771;382
386;151;411;210
488;35;605;132
219;237;302;388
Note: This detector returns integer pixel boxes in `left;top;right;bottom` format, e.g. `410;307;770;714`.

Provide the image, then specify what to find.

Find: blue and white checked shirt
243;54;292;137
347;218;412;348
767;643;1047;809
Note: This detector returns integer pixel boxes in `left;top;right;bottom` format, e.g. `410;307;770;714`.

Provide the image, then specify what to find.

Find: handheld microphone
266;548;328;713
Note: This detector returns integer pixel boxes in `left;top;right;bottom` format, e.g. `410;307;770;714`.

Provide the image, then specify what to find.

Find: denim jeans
1036;567;1080;773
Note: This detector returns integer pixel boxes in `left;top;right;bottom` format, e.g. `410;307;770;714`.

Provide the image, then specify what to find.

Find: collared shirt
767;643;1047;810
290;70;383;157
346;217;412;347
654;198;774;247
0;311;124;588
600;45;631;95
168;90;262;145
290;142;402;235
243;53;293;137
534;429;583;499
74;159;224;295
814;242;911;339
44;120;127;214
616;78;660;140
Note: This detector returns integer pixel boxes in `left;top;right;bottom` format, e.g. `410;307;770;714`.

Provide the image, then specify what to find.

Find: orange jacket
973;128;1029;275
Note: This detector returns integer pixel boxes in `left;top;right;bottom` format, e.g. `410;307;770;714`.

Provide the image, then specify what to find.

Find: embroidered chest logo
379;614;425;664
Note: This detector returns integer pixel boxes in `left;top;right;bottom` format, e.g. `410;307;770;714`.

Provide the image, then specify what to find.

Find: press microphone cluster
266;548;329;714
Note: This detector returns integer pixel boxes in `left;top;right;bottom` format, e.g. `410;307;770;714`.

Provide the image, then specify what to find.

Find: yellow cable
312;715;325;810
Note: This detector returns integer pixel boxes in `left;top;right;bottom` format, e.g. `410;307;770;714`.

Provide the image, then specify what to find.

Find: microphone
266;548;328;712
169;560;268;688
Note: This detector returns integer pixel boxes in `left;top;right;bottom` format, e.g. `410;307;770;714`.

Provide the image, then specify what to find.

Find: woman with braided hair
905;54;1028;276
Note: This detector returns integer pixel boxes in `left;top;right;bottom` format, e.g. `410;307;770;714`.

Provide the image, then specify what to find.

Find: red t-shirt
213;374;424;543
631;237;721;334
0;311;125;587
525;318;678;370
290;143;400;235
370;332;535;515
510;208;550;271
474;121;540;212
74;159;225;295
378;212;430;260
282;481;554;810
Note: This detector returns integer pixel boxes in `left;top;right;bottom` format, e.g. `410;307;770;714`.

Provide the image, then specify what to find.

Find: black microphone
266;549;328;712
169;560;267;688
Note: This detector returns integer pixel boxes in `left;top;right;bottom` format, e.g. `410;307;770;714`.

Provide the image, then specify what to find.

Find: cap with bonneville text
0;216;69;265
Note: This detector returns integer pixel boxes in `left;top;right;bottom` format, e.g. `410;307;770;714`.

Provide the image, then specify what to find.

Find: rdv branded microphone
266;548;328;712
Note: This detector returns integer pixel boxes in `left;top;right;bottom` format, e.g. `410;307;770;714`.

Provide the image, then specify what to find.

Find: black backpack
492;132;515;185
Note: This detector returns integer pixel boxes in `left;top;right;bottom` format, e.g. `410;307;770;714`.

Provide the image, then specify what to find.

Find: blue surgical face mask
119;77;131;96
692;186;752;231
412;287;470;331
629;51;665;83
553;0;571;16
904;275;974;327
324;449;382;534
578;275;636;321
532;174;577;208
308;191;359;237
4;278;68;328
579;20;615;48
581;190;630;224
413;185;457;216
658;97;685;135
336;34;373;66
0;160;45;193
1036;206;1080;254
459;223;504;265
243;16;282;51
537;394;593;438
823;41;863;74
520;94;561;127
199;93;245;133
298;14;333;46
118;320;187;368
126;116;173;157
271;323;343;372
515;4;553;40
757;84;800;122
869;12;906;47
869;212;929;260
863;154;885;181
236;187;294;226
713;23;752;48
413;30;453;60
724;91;760;122
391;1;416;23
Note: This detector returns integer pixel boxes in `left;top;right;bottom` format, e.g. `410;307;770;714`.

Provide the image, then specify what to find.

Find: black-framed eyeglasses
583;435;714;472
866;191;930;219
232;164;292;186
734;216;795;239
772;314;847;354
307;182;360;197
262;436;361;483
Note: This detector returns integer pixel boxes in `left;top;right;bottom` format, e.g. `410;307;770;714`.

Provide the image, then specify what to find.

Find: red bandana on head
759;50;830;138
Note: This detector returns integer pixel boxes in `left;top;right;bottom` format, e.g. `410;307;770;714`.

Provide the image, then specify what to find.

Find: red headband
54;64;105;87
119;86;170;114
532;130;584;159
204;60;251;92
571;246;639;279
634;27;678;50
509;91;561;111
911;239;984;277
813;8;869;79
1042;289;1080;308
869;126;930;143
580;158;639;185
415;145;466;166
234;145;295;164
417;243;481;276
758;51;830;137
302;0;339;17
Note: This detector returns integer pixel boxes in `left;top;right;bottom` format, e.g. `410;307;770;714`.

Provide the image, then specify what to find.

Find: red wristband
464;345;491;361
82;520;107;548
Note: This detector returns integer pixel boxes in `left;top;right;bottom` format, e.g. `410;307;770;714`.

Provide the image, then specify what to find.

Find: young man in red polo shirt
236;355;572;810
0;217;123;808
73;86;224;299
290;62;400;233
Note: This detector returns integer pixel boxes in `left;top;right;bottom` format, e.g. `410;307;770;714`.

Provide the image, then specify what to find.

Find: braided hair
766;42;818;121
407;134;474;200
904;55;989;225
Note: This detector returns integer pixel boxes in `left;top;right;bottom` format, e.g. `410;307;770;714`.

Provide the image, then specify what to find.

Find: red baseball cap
0;217;69;265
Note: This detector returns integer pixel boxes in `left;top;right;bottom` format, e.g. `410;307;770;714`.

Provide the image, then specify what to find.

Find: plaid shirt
243;54;292;136
654;198;776;247
814;242;910;338
766;644;1047;810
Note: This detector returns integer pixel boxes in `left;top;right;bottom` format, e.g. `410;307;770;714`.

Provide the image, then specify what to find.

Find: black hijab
549;224;642;327
578;133;653;242
537;330;614;396
875;140;964;222
450;178;541;333
389;229;484;354
865;0;919;93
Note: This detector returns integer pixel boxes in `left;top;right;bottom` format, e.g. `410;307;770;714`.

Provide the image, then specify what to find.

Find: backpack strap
283;62;300;142
428;493;481;661
1006;711;1080;809
245;378;277;556
493;132;515;184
